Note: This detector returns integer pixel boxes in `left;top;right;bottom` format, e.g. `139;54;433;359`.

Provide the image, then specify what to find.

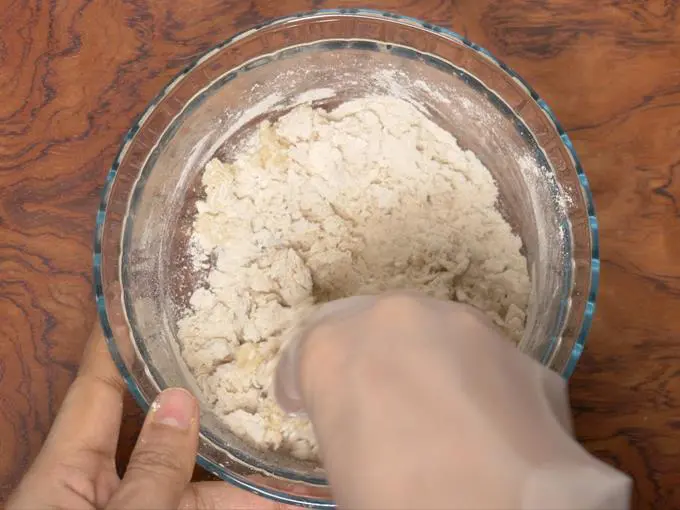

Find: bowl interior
97;11;595;505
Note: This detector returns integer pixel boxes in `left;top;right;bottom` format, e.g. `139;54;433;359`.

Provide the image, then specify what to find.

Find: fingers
107;388;199;510
7;324;126;509
274;295;377;413
274;292;502;417
179;482;297;510
37;323;126;463
273;293;454;414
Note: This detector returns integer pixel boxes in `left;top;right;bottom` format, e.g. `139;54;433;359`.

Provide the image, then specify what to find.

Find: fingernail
151;388;196;430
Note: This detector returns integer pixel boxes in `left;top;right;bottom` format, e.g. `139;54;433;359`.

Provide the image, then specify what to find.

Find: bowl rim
93;8;600;508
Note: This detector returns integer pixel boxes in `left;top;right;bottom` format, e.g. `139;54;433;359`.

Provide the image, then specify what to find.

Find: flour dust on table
177;96;530;460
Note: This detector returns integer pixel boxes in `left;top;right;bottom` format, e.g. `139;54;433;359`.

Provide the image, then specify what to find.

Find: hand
275;293;631;510
7;325;292;510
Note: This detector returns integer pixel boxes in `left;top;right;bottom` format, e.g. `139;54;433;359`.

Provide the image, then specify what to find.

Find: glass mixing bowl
94;9;599;508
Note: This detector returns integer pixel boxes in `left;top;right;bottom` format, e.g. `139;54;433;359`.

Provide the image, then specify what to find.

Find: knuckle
128;444;185;477
370;293;425;321
304;320;342;347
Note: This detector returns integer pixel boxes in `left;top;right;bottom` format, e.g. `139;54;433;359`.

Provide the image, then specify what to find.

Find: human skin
6;325;294;510
8;294;629;510
276;293;630;510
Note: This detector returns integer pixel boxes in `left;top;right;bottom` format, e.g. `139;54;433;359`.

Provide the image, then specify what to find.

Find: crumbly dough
178;96;530;460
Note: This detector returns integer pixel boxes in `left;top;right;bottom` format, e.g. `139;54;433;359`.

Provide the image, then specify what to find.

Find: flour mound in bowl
177;96;530;460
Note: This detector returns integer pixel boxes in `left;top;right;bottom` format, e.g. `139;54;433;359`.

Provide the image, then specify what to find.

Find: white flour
177;96;530;460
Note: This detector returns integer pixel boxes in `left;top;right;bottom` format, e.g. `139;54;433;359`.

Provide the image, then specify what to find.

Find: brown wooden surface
1;0;679;507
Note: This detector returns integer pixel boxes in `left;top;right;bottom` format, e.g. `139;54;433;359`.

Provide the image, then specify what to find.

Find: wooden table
1;0;679;507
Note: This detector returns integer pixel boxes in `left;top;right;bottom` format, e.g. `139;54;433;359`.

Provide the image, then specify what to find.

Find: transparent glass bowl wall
94;10;599;508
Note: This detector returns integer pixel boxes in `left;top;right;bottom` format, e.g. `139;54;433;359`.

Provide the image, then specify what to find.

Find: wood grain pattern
1;0;679;507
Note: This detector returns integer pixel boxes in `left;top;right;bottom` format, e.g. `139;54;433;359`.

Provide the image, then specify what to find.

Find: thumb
107;388;199;510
